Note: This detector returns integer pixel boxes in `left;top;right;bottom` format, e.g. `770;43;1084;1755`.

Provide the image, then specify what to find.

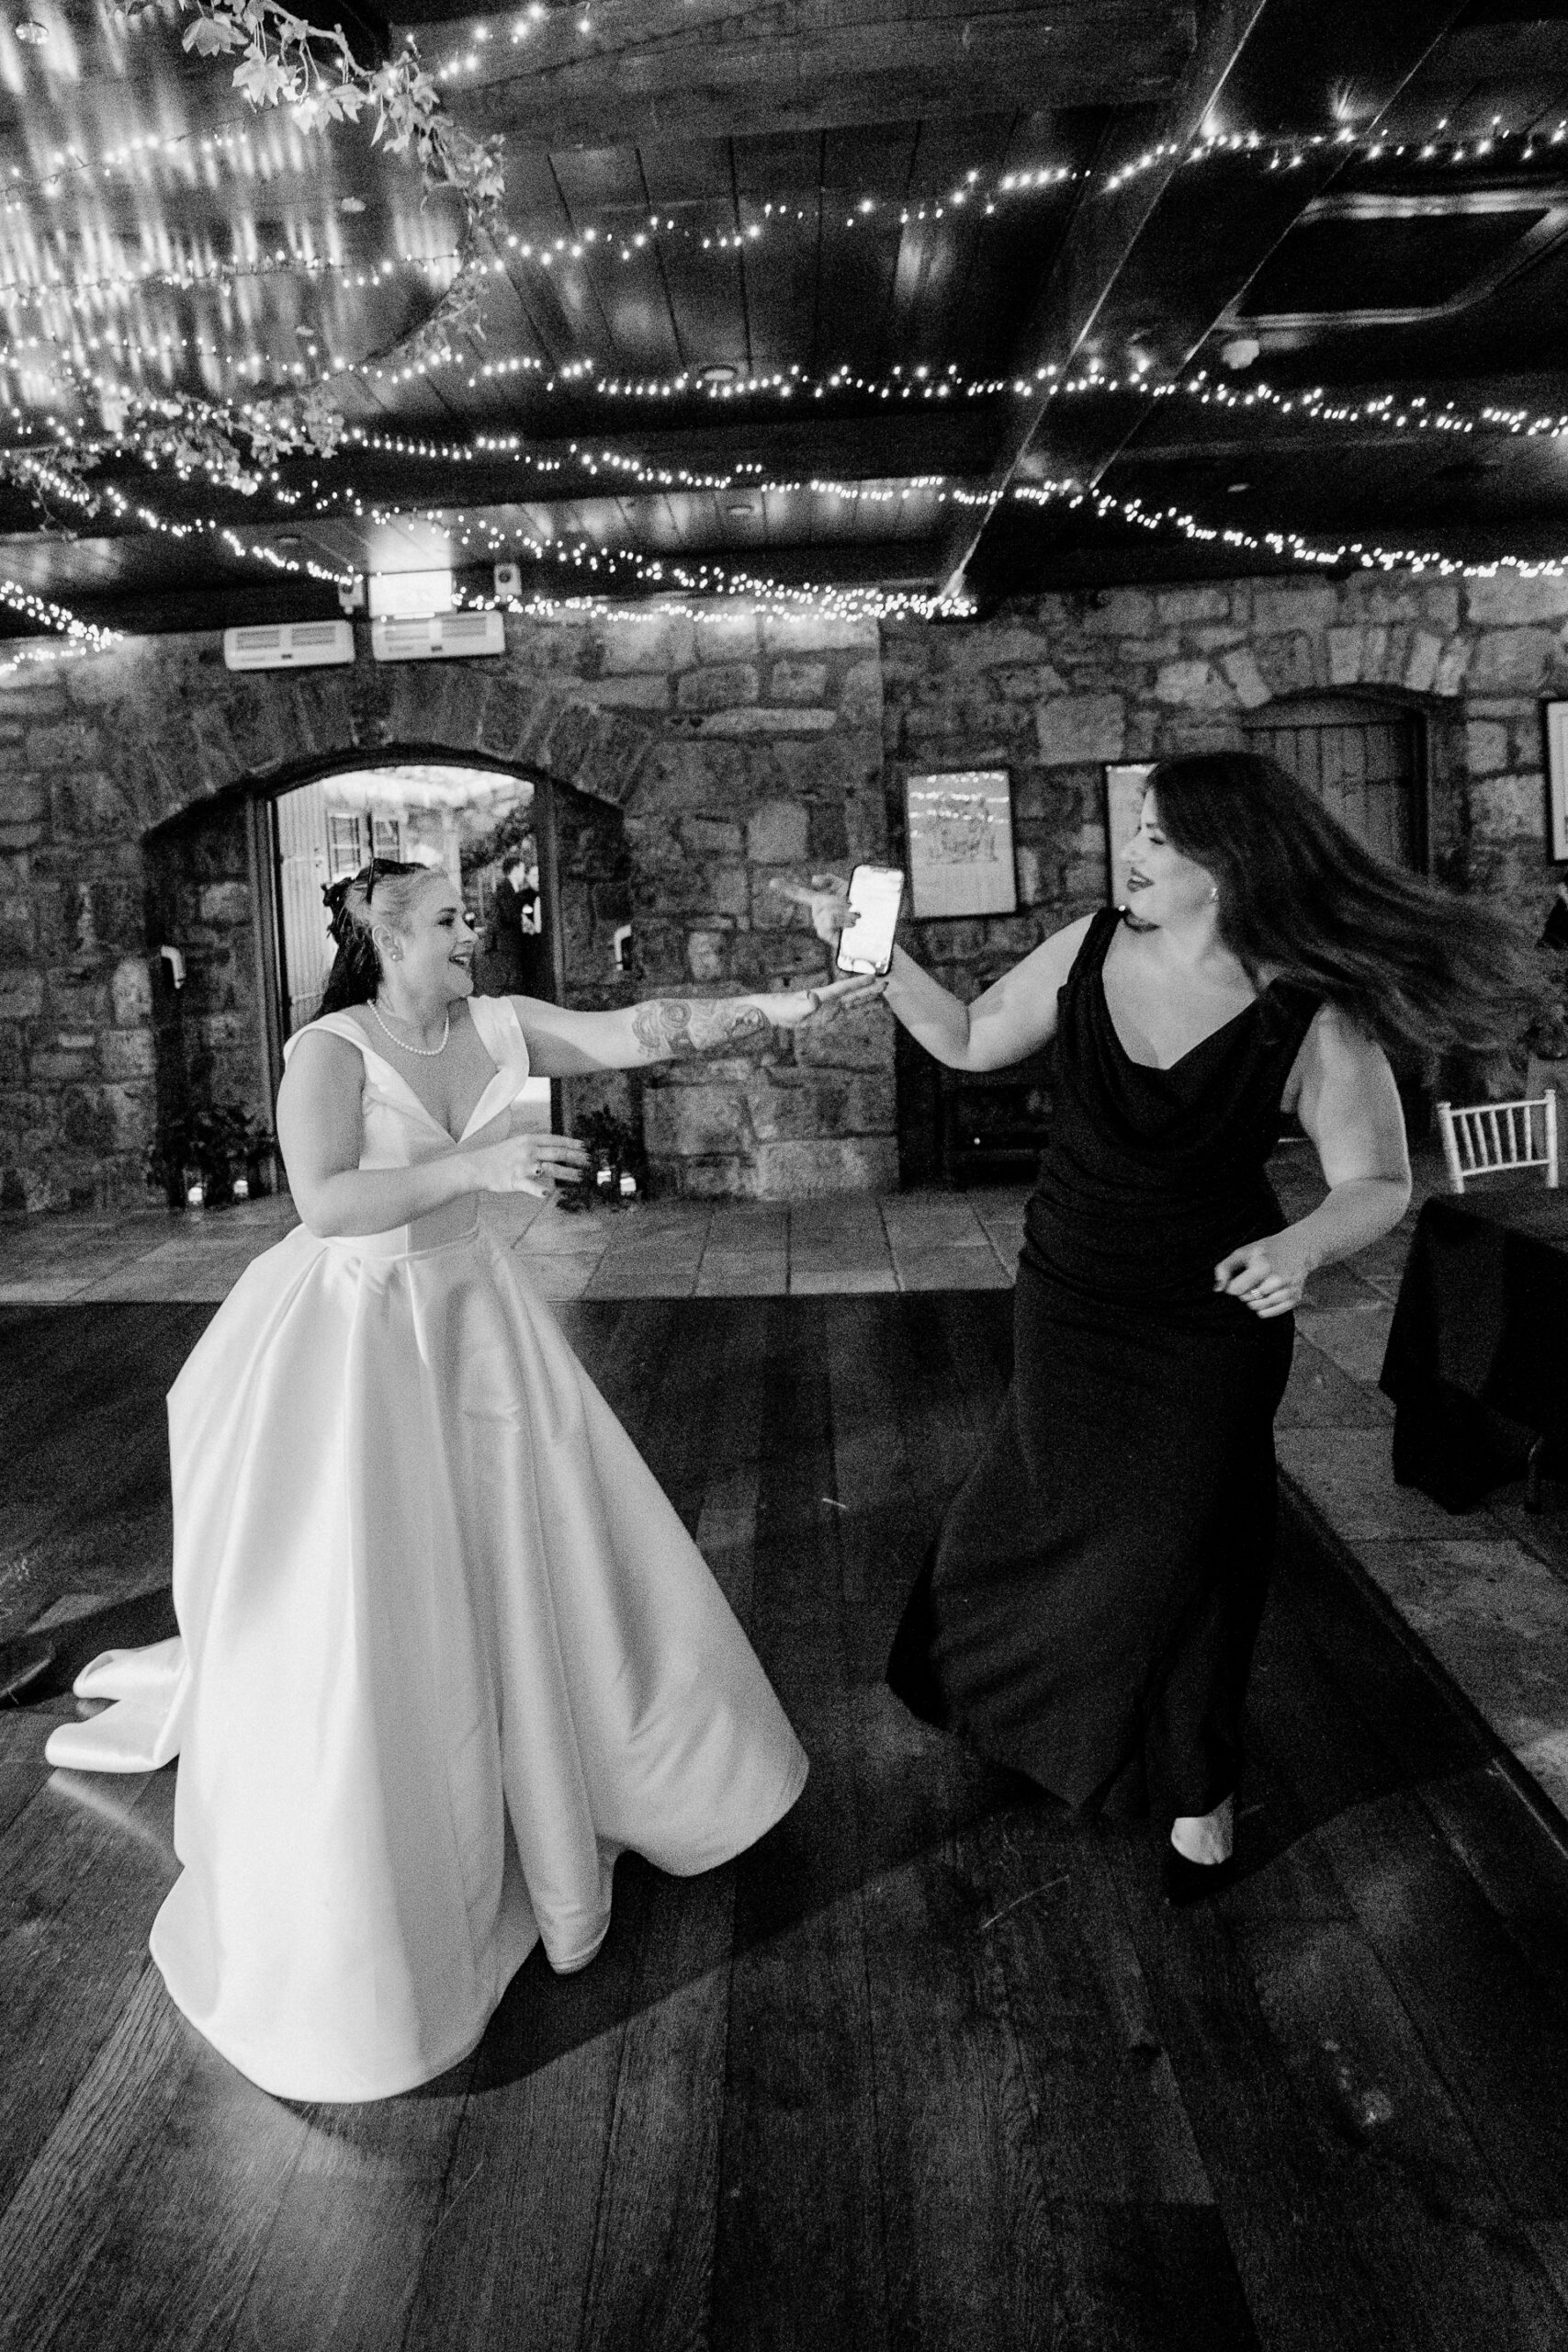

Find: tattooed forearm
631;997;775;1060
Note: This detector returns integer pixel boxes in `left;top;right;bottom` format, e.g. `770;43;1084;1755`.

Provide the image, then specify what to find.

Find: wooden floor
6;1295;1568;2352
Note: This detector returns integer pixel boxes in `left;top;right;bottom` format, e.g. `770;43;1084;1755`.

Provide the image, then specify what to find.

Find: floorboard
6;1296;1568;2350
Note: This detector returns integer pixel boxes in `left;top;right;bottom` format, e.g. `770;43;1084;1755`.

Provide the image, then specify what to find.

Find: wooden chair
1436;1094;1559;1196
1435;1094;1561;1510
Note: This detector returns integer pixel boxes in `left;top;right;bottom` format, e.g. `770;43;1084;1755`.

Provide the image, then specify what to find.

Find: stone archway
141;744;639;1202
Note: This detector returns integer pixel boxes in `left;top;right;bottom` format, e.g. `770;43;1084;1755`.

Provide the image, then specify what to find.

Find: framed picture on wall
1103;763;1155;900
1547;703;1568;862
903;768;1018;918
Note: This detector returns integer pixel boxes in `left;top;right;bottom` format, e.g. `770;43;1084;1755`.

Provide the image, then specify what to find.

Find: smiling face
374;870;476;1004
1121;790;1221;930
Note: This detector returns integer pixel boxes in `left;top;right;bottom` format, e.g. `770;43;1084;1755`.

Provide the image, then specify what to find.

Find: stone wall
883;569;1562;992
4;571;1564;1211
0;605;893;1208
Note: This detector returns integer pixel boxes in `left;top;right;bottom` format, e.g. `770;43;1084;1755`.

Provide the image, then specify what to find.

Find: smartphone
835;864;905;978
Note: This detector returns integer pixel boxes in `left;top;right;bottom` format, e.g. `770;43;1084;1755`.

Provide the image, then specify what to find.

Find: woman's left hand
764;974;888;1028
1213;1230;1314;1317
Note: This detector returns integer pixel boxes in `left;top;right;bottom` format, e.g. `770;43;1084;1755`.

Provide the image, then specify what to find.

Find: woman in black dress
786;751;1523;1895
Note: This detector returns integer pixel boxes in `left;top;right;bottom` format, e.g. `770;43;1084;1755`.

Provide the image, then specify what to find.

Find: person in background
476;853;534;996
782;751;1528;1902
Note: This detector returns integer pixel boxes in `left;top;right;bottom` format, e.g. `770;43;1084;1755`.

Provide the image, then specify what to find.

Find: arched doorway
265;761;559;1132
1244;692;1429;872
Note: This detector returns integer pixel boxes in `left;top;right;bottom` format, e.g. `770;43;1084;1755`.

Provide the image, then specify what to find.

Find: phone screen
836;865;905;977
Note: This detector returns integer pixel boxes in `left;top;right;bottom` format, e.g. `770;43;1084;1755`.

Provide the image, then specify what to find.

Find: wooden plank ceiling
0;0;1563;632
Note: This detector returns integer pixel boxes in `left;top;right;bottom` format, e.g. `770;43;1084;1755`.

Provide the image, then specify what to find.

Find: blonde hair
319;860;438;1012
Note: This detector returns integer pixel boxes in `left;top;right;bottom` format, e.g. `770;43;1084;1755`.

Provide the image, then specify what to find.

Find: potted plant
145;1106;277;1209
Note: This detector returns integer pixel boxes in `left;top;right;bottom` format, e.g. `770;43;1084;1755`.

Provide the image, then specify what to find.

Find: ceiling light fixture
12;17;47;41
1219;335;1260;371
339;196;366;215
696;363;739;389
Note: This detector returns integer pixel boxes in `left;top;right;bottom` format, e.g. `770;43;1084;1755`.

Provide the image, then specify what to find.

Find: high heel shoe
1161;1843;1238;1906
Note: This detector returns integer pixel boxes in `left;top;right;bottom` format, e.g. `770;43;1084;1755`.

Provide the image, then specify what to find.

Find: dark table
1381;1190;1568;1511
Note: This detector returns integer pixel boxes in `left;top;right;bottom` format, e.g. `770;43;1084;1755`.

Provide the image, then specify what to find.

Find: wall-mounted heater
371;610;506;664
223;620;355;672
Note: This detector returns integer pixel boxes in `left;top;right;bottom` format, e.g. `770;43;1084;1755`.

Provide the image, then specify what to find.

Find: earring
1209;884;1219;901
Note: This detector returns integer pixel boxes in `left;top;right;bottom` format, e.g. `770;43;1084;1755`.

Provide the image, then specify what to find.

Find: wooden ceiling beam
453;0;1195;147
938;0;1477;600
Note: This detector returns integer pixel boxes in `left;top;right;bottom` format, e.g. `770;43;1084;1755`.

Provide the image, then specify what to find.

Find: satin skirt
52;1207;806;2102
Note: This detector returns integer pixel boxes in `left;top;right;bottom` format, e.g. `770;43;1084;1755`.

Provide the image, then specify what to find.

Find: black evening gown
887;909;1321;1820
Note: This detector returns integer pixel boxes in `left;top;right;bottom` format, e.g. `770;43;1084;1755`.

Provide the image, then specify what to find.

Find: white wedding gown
45;999;807;2102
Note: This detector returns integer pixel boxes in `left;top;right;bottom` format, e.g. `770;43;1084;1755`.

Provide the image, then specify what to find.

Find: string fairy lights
1103;113;1568;195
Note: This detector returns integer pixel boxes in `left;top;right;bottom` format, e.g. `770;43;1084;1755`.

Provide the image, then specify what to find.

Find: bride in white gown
46;857;881;2102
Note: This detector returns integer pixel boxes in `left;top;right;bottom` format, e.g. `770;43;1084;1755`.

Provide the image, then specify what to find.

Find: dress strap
466;992;531;1082
281;1009;376;1066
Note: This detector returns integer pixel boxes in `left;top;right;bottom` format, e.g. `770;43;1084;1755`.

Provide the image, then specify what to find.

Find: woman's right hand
768;873;859;949
467;1132;591;1197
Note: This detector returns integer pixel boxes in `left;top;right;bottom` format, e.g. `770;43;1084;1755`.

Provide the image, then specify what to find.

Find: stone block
769;660;829;704
1218;649;1271;709
1404;631;1444;694
1080;589;1156;636
993;664;1069;701
1467;629;1558;694
1253;632;1318;697
601;610;696;673
1465;719;1511;775
570;673;671;709
98;1026;158;1080
1468;575;1568;626
1156;586;1231;626
642;1082;747;1156
694;609;760;663
746;1071;896;1142
0;972;42;1020
686;932;730;982
746;799;810;864
1326;627;1365;686
677;663;760;715
678;816;746;857
110;955;152;1030
793;1000;896;1070
808;802;852;863
1251;584;1340;638
1470;773;1544;838
1153;661;1235;711
1434;638;1472;695
752;1136;899;1197
698;707;837;737
1035;693;1124;764
839;658;882;726
39;1047;101;1089
197;881;253;926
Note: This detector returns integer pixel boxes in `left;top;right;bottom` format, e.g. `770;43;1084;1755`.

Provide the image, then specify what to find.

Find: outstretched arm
770;876;1092;1072
511;977;882;1077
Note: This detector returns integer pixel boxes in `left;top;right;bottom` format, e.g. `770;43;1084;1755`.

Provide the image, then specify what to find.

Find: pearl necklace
370;1001;451;1057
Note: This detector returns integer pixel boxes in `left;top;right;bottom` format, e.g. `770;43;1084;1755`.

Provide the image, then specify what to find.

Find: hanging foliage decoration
1;0;506;514
176;0;504;372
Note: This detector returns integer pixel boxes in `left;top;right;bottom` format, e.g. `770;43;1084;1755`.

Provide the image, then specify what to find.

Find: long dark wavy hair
1145;751;1535;1072
318;859;436;1013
